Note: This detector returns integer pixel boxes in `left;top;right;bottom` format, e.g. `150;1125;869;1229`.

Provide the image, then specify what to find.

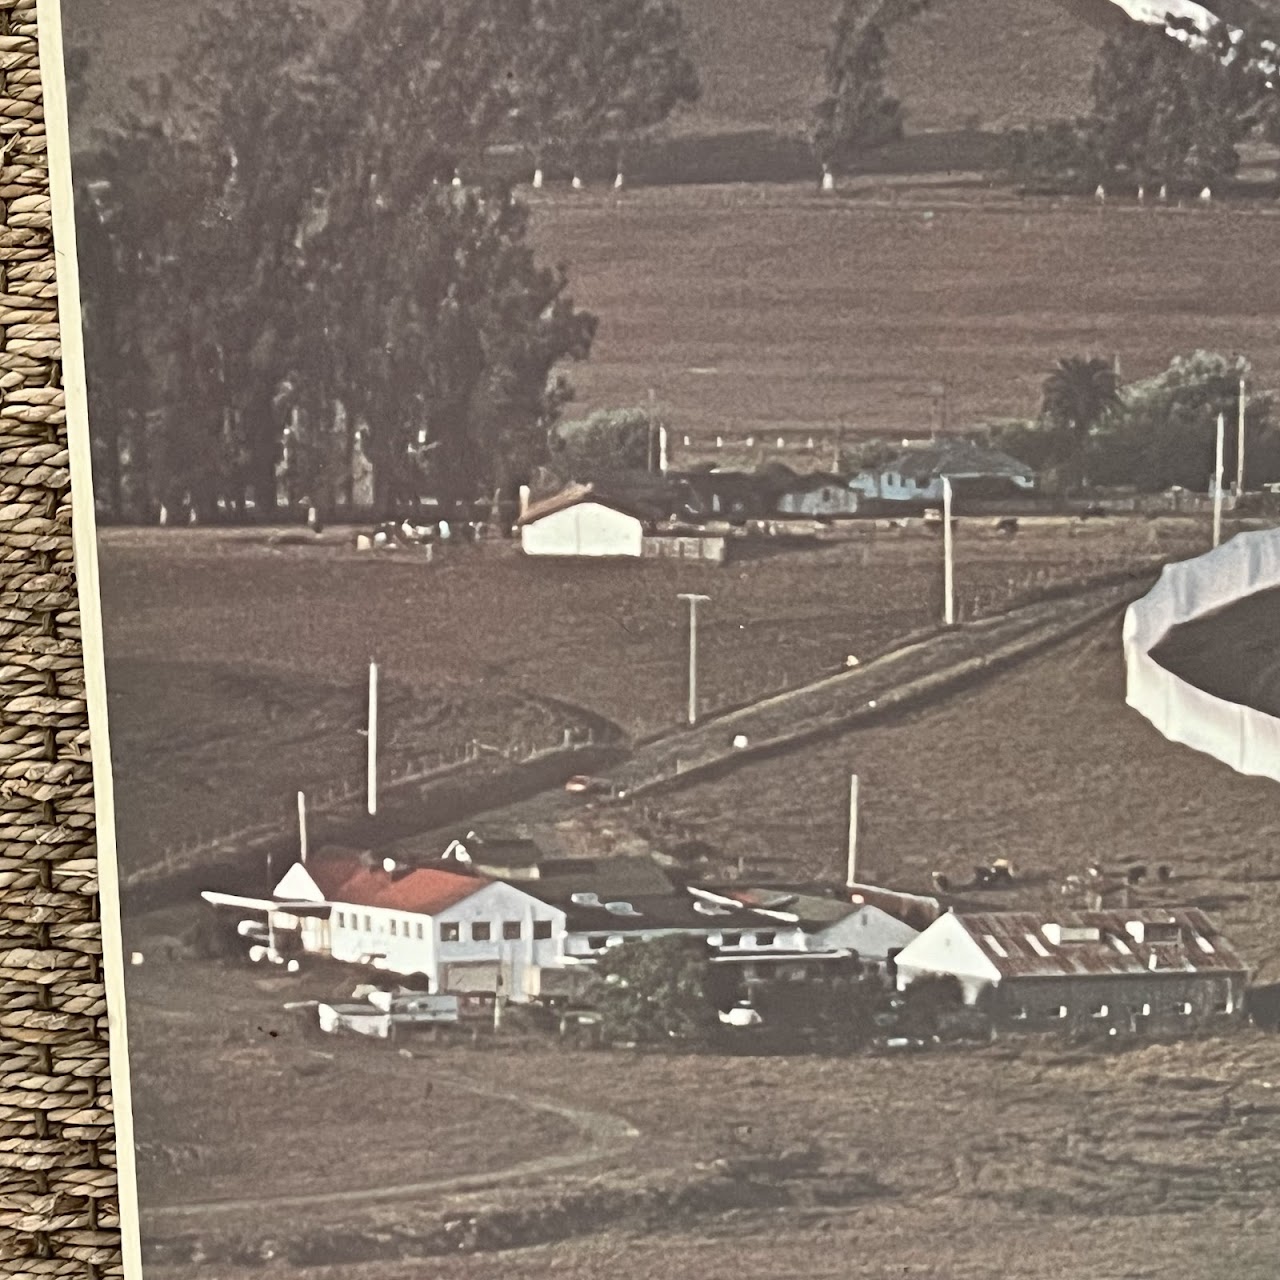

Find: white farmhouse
217;852;567;1001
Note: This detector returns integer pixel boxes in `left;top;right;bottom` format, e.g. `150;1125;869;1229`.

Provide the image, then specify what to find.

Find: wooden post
367;661;379;816
1213;413;1225;549
648;388;657;472
942;476;956;626
298;791;308;864
493;959;505;1032
846;773;860;889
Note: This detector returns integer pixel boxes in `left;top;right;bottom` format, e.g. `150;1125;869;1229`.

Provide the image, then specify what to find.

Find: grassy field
99;518;1209;872
128;959;578;1212
526;186;1280;442
121;571;1280;1277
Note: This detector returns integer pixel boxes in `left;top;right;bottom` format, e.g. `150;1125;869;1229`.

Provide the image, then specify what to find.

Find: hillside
66;0;1112;145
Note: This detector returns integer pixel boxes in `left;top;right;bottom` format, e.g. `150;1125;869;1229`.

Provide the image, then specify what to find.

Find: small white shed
519;484;649;558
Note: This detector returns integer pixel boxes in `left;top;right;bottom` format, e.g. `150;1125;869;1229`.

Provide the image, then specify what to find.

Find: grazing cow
1126;864;1148;885
993;517;1019;537
1156;864;1172;883
972;863;1012;889
931;871;951;893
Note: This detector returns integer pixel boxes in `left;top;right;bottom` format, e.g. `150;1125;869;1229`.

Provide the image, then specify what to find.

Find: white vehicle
718;1002;763;1028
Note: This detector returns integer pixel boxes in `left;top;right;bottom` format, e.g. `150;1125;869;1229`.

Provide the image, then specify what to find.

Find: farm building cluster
514;440;1037;561
202;828;1249;1044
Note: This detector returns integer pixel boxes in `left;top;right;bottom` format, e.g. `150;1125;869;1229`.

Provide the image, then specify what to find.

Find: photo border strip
40;0;140;1274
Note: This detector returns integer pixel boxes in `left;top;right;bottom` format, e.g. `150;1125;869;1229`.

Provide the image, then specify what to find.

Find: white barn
519;484;649;558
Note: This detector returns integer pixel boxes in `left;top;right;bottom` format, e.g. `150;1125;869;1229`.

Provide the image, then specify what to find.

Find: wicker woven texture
0;2;122;1276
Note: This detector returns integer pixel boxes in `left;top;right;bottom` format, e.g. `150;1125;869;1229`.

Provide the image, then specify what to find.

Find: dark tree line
74;0;699;522
986;350;1280;496
1002;16;1280;193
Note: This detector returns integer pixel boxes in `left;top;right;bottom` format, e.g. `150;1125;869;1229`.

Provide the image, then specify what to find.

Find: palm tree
1041;356;1122;493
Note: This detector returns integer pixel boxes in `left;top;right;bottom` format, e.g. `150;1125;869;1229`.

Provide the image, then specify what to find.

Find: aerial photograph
58;0;1280;1274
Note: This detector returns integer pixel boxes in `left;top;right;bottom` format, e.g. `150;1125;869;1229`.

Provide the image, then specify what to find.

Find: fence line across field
142;725;592;887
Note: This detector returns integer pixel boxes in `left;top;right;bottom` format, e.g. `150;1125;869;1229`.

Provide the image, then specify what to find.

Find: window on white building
587;934;608;950
390;920;398;937
756;931;776;946
534;920;553;940
472;921;492;942
336;911;345;928
440;922;460;943
415;922;425;941
503;921;522;940
362;915;371;932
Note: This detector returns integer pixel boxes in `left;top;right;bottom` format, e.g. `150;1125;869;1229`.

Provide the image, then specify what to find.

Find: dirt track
145;1077;639;1222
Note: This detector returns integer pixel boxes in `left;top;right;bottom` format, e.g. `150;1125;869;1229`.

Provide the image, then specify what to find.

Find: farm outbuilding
519;485;649;558
894;909;1248;1036
705;886;920;972
775;475;860;518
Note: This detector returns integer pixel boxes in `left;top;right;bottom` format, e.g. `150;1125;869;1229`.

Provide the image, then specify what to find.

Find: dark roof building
895;909;1248;1035
850;439;1035;503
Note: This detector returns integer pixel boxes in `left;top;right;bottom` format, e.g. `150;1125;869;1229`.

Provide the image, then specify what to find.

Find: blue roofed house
850;440;1036;504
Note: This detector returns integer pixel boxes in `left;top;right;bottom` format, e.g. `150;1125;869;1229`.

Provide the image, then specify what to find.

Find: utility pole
1237;376;1247;501
648;387;658;473
298;791;308;865
367;660;379;816
678;594;710;726
846;773;860;889
942;476;956;626
1212;413;1225;550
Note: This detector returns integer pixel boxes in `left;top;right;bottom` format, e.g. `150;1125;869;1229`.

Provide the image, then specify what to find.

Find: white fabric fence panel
1124;529;1280;781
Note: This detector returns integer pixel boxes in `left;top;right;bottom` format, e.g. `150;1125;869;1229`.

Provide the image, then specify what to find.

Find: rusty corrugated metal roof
952;909;1247;979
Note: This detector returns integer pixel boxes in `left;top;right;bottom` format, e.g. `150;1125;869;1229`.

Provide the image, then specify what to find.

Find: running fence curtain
1125;530;1280;780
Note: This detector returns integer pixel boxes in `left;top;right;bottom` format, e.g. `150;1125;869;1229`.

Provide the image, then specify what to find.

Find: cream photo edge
38;0;144;1274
